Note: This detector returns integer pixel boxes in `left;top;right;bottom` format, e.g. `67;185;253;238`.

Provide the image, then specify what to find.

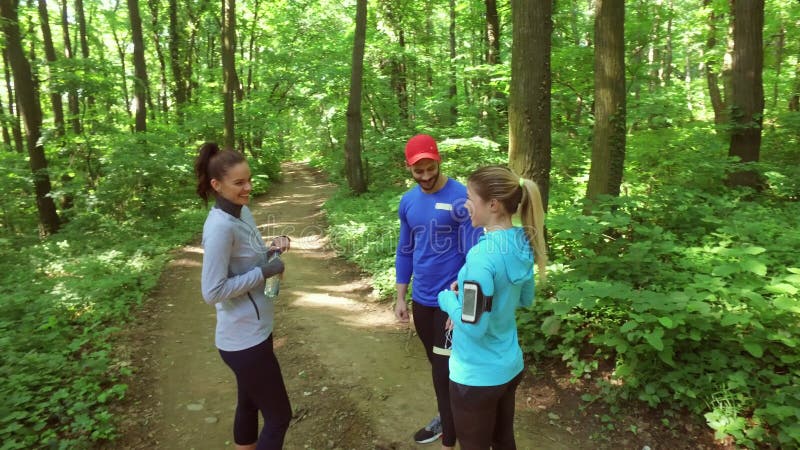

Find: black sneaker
413;414;442;444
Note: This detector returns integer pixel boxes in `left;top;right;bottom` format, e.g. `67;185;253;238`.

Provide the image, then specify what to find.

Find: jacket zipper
247;292;261;320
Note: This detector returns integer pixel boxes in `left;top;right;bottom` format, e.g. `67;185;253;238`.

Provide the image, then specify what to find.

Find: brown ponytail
194;142;246;205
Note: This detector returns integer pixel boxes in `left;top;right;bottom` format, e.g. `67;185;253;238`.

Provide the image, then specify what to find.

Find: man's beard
416;171;440;191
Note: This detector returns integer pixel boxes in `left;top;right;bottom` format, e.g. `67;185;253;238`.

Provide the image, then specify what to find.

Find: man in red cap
395;134;482;448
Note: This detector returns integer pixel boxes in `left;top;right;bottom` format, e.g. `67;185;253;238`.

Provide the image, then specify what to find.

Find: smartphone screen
462;283;478;320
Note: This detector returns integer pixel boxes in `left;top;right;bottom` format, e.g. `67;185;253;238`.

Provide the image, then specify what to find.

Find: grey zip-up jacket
201;198;273;351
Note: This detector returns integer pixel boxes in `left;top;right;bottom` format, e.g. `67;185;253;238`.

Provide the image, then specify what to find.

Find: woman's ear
210;178;221;192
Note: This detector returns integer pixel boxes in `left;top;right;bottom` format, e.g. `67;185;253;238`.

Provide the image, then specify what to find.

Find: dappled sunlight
169;258;201;268
287;290;396;329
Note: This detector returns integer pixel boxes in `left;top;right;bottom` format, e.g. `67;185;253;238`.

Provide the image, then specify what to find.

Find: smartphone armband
461;280;493;324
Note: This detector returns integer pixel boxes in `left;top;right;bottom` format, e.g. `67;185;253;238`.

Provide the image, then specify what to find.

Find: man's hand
395;299;410;323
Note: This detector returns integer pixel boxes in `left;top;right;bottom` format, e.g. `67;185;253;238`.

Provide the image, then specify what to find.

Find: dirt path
107;163;718;450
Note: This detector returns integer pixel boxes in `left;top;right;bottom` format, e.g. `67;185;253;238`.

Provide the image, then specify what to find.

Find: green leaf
540;315;561;336
657;316;675;329
643;329;664;351
772;296;800;313
620;320;639;333
712;264;739;277
742;246;766;255
741;258;767;276
766;283;798;296
743;342;763;358
552;301;571;315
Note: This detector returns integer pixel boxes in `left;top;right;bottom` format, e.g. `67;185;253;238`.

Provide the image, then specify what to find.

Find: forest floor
104;163;729;450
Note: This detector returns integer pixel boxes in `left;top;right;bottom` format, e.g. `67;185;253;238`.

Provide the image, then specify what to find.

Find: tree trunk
727;0;764;189
448;0;458;121
344;0;367;194
394;29;409;122
75;0;94;112
586;0;626;205
37;0;65;136
3;48;24;152
790;58;800;111
222;0;236;148
60;0;81;133
663;0;673;85
772;24;784;109
128;0;148;132
486;0;500;65
168;0;191;118
508;0;552;212
147;0;169;116
1;0;61;235
0;94;10;147
245;0;260;95
111;0;131;121
703;0;726;126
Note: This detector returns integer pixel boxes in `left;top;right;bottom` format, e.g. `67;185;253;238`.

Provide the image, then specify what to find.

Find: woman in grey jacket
195;142;291;450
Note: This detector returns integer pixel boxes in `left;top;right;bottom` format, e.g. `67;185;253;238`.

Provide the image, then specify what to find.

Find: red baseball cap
404;134;441;165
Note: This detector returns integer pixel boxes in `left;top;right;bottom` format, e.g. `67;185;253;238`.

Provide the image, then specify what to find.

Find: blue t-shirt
438;227;535;386
395;178;482;306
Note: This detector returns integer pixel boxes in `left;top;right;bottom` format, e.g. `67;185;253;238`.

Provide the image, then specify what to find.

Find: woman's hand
450;280;459;295
270;235;291;253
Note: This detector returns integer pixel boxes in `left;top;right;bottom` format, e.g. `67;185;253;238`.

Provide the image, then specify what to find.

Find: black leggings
412;301;456;447
449;371;524;450
219;335;292;450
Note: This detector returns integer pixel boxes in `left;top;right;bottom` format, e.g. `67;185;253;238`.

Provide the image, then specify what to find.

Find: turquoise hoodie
438;227;535;386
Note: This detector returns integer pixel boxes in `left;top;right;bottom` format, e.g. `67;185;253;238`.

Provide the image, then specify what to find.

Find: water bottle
264;253;281;299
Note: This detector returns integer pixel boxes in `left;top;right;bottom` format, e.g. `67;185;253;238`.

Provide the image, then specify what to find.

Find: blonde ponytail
467;166;548;283
518;178;548;283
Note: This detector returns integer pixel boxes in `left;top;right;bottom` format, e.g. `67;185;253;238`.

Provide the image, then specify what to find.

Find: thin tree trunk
75;0;94;112
37;0;65;136
168;0;186;119
384;3;408;123
111;0;131;121
704;0;726;125
0;94;10;147
147;0;169;116
448;0;457;121
727;0;764;189
772;24;784;109
508;0;552;212
344;0;367;194
128;0;148;132
1;0;60;235
222;0;237;148
60;0;81;133
486;0;500;65
586;0;626;205
790;59;800;111
485;0;506;127
3;48;24;152
245;0;260;95
663;0;673;85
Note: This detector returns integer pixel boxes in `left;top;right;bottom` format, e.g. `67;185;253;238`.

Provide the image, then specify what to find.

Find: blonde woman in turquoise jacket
438;165;547;450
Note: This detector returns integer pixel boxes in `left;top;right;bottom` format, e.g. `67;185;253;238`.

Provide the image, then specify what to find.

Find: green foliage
0;130;234;448
516;124;800;447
